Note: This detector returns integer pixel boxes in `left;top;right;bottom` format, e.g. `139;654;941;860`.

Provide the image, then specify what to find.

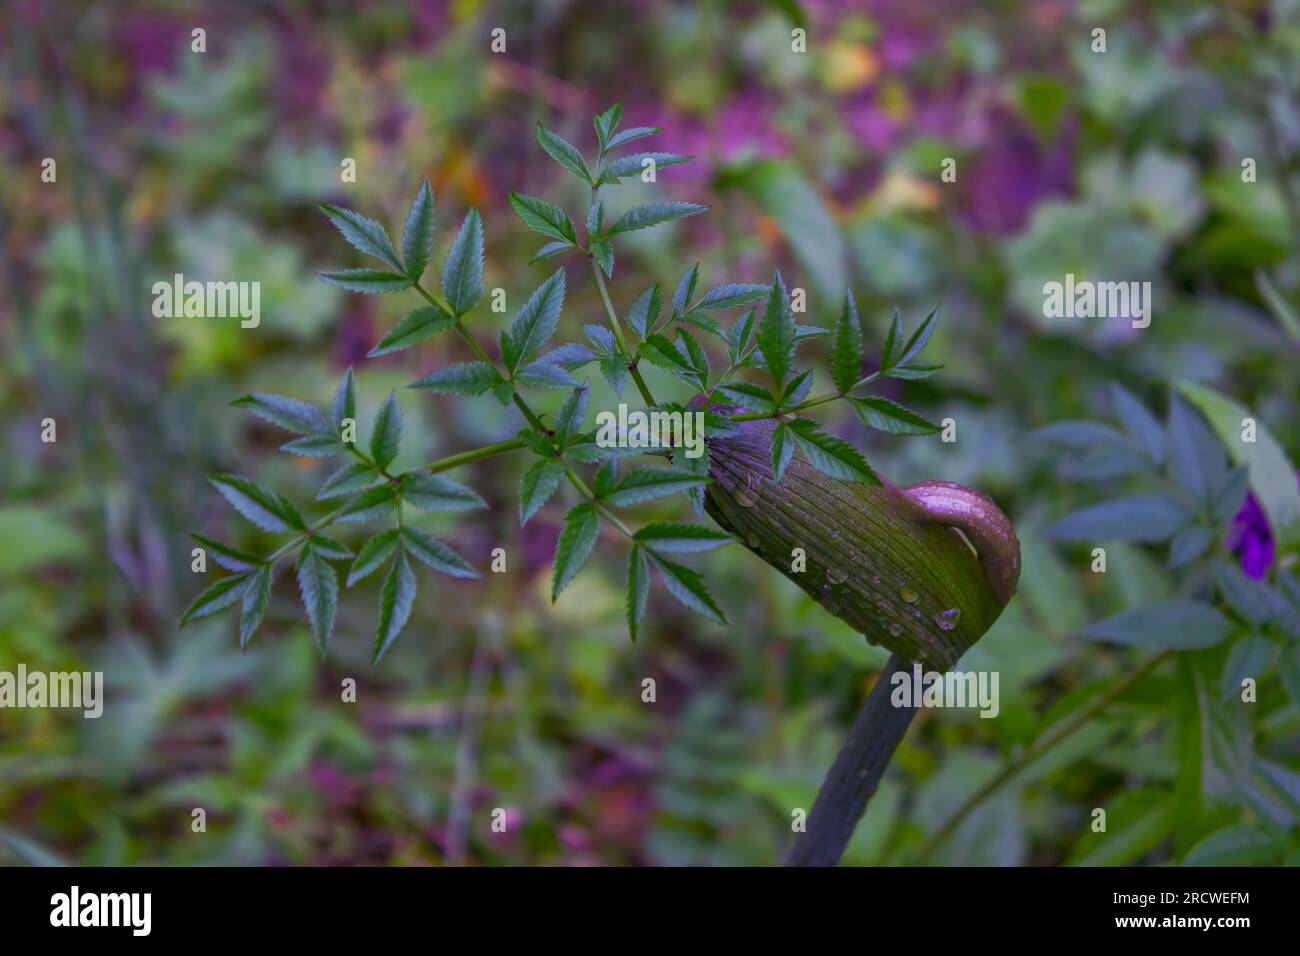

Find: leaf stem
914;650;1173;864
730;371;881;421
591;258;658;407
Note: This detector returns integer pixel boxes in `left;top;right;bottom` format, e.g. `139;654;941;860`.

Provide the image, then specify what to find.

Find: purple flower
1228;492;1274;579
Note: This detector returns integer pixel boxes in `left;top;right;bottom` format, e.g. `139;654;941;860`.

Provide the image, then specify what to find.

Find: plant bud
705;419;1019;670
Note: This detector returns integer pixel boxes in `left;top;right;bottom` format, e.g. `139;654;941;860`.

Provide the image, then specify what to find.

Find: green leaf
502;269;567;372
280;434;346;458
1167;394;1227;507
1110;384;1164;462
334;485;399;524
672;265;701;316
633;522;733;553
648;553;727;625
368;304;456;357
189;533;264;573
332;368;357;431
401;178;436;280
373;551;417;663
830;289;863;393
896;306;938;367
320;203;404;273
626;545;649;642
770;422;795;481
723;308;757;363
516;360;578;390
625;284;662;339
232;393;326;435
347;530;401;587
317;269;413;294
605;126;658;152
238;566;271;649
607;201;707;236
209;474;304;532
697;283;770;311
369;391;403;469
847;396;940;435
554;381;589;447
441;209;485;316
407;361;500;396
590;240;614;278
552;503;600;600
529;241;572;264
1080;600;1234;649
605;468;707;507
787;417;879;484
316;462;386;500
535;123;591;184
757;271;796;385
401;526;479;579
716;382;776;414
296;543;339;654
1044;494;1191;542
880;308;904;368
508;191;577;244
598;152;691;186
308;535;353;561
400;472;486;512
180;573;251;626
1182;825;1283;866
594;104;623;151
1178;381;1300;553
520;459;563;525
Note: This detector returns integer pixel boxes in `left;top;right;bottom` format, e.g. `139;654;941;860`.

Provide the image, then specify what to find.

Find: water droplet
826;566;847;584
888;622;903;637
900;587;919;604
934;608;961;631
849;552;863;565
830;530;841;539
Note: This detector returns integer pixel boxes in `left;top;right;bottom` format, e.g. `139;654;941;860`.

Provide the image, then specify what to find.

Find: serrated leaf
552;503;600;600
320;203;404;273
407;361;499;396
334;485;398;524
599;354;629;397
723;308;757;364
626;545;649;642
536;122;592;184
370;391;403;469
401;526;479;579
848;396;940;435
332;368;356;431
508;191;577;244
640;332;694;374
347;530;401;587
696;283;769;311
757;271;796;385
771;422;795;481
673;264;701;316
442;208;485;316
591;239;614;278
373;551;417;663
180;573;251;626
189;534;264;573
317;269;413;294
881;308;904;368
787;417;879;484
309;535;353;561
280;433;347;458
317;462;385;501
238;565;271;649
648;553;727;625
232;393;327;435
897;306;938;367
781;368;813;406
400;472;486;512
716;382;777;414
634;522;733;553
605;125;658;152
678;310;723;338
1080;600;1234;649
520;459;564;525
401;178;435;280
625;284;661;339
831;289;863;393
607;201;707;236
297;544;339;654
368;304;456;357
597;152;691;186
529;240;573;264
554;381;589;447
516;359;579;389
606;468;707;506
209;474;304;532
594;103;623;150
503;268;567;372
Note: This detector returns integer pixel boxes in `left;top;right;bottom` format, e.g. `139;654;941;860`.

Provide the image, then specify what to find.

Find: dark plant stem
784;653;918;867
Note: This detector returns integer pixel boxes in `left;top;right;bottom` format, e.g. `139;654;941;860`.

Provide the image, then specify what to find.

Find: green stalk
591;258;658;407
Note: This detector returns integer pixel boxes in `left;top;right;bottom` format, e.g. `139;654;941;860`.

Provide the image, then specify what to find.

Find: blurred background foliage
1;0;1298;866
